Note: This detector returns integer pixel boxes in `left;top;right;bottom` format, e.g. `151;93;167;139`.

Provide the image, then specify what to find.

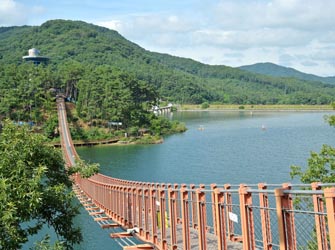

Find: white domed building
22;48;49;64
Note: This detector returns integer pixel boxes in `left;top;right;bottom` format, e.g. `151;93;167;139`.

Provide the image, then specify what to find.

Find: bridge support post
115;186;121;223
312;182;328;250
258;183;272;250
131;187;137;228
190;184;197;229
158;188;168;250
150;187;158;245
324;187;335;250
173;184;181;224
239;185;255;250
224;184;235;241
168;188;178;250
112;186;117;221
274;184;296;250
144;189;150;240
127;187;133;228
196;189;207;250
214;188;227;250
211;184;218;236
137;188;144;237
181;187;191;250
120;186;125;225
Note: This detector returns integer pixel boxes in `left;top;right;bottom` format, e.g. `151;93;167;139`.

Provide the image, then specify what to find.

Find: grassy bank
179;104;335;111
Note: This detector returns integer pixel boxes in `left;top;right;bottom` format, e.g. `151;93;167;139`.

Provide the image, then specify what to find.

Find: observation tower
22;48;49;64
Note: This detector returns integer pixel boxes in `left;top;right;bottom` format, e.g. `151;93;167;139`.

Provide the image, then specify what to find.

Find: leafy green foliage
290;114;335;249
0;120;82;249
68;160;99;179
201;102;210;109
31;235;65;250
75;65;158;128
150;116;186;135
290;115;335;183
0;63;57;124
290;145;335;183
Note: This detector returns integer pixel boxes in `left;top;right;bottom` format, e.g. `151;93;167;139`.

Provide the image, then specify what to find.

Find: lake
78;111;335;185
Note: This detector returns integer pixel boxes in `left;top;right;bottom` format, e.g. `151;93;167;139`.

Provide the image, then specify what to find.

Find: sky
1;0;334;76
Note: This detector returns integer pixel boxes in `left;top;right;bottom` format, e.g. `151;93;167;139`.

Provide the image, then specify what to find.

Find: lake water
24;111;335;249
78;111;334;185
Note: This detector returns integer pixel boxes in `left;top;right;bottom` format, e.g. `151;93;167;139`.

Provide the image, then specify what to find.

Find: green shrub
201;102;210;109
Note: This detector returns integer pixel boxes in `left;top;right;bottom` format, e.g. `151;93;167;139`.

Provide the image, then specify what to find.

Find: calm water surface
25;111;335;249
78;111;335;184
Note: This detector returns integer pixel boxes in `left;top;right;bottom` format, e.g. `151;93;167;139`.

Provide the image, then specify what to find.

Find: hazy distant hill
239;62;335;85
1;19;335;105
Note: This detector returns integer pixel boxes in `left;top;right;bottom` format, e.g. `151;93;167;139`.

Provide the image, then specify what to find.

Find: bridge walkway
57;97;335;250
57;97;154;249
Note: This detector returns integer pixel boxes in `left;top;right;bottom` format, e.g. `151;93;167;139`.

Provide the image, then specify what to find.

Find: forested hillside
1;19;335;111
239;62;335;85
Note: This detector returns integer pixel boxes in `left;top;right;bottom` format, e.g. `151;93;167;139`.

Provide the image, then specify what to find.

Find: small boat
261;124;266;131
198;125;205;131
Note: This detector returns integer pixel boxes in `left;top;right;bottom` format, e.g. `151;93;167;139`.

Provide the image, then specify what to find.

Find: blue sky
1;0;335;76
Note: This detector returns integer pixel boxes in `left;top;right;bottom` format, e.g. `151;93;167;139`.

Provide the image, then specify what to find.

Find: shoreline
178;109;335;112
178;104;335;112
52;106;334;147
53;136;164;148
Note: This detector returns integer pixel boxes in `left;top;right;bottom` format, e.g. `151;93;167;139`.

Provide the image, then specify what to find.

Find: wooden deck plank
100;223;119;229
94;216;109;221
123;244;154;250
110;232;133;238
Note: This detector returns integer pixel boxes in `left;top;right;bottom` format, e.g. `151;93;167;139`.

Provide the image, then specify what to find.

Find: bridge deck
57;97;335;250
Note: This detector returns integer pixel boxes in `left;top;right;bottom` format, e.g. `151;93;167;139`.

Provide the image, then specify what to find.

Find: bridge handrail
57;98;335;250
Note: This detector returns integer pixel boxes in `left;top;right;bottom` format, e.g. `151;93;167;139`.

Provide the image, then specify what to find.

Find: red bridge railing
74;174;335;250
57;98;335;250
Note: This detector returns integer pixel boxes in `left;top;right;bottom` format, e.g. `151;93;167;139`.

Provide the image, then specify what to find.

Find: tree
290;114;335;183
0;120;82;249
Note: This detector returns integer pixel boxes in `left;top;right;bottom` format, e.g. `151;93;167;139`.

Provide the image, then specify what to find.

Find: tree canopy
0;120;81;249
290;113;335;183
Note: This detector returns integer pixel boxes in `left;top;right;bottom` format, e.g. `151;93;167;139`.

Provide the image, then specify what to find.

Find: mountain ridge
239;62;335;84
1;19;335;105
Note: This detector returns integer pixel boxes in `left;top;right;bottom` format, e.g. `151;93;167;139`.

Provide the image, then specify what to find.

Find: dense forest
1;19;335;106
1;19;335;138
0;62;187;141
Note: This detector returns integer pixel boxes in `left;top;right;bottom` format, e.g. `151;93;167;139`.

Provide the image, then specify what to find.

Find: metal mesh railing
73;175;335;250
58;96;335;250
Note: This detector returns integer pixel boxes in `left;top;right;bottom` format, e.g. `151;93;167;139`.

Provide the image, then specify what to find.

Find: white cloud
0;0;25;26
192;28;314;49
1;0;334;76
0;0;46;26
96;20;122;31
213;0;335;31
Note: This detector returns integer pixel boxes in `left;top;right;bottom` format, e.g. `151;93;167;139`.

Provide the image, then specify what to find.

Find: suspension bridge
57;97;335;250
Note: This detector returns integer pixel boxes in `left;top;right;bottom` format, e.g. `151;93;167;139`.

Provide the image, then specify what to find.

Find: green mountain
1;19;335;106
239;62;335;85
